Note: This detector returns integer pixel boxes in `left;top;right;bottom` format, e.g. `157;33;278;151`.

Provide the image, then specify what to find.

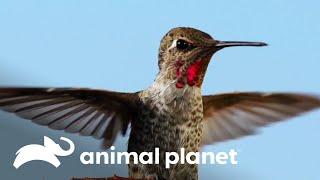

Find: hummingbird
0;27;320;180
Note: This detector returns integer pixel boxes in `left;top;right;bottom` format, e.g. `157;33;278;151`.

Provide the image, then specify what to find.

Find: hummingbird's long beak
215;40;268;48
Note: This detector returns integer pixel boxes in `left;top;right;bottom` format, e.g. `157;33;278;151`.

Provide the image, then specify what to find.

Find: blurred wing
0;88;140;148
202;92;320;145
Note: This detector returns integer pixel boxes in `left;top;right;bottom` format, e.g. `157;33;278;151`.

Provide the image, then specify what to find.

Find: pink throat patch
186;60;203;86
175;60;204;88
175;60;185;88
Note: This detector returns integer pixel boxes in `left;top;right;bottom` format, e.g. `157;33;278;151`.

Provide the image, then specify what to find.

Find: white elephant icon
13;136;75;169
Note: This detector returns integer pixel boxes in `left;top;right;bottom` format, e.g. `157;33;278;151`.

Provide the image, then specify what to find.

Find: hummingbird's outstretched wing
201;92;320;145
0;88;139;149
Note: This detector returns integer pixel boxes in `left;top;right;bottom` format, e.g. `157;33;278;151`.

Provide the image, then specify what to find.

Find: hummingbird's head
157;27;267;88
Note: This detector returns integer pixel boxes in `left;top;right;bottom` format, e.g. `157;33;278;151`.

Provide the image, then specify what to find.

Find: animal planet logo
13;136;75;169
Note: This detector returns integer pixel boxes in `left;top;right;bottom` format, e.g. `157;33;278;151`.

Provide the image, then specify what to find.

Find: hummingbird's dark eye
176;39;193;51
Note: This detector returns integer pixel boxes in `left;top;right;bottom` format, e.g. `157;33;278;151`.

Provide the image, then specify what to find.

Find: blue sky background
0;0;319;179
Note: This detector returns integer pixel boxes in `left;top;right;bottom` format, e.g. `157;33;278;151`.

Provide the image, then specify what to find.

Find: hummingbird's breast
128;81;203;179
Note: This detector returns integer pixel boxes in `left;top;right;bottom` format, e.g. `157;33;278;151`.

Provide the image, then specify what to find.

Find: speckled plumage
128;83;203;179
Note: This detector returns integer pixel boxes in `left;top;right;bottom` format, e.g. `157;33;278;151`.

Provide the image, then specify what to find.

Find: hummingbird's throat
175;59;207;88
